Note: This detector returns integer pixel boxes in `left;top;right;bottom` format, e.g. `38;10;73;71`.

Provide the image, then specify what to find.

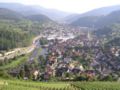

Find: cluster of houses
35;27;120;81
8;24;120;81
33;30;98;81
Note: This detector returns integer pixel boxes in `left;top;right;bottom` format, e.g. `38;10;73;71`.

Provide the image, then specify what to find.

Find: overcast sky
0;0;120;13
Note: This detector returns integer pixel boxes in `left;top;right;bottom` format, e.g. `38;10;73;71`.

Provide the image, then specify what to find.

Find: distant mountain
0;7;52;23
66;5;120;23
27;14;52;23
71;16;102;27
0;8;24;21
63;14;79;23
71;10;120;28
30;6;71;21
96;10;120;27
80;5;120;16
0;3;71;21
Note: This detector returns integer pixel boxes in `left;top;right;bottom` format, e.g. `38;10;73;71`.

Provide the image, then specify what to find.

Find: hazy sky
0;0;120;13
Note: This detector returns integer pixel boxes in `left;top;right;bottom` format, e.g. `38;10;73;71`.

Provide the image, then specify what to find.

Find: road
0;35;43;60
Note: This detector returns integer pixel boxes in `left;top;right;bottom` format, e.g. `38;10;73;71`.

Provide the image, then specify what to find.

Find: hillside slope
27;14;52;23
0;8;24;21
71;10;120;28
0;8;53;50
65;5;120;23
0;3;71;21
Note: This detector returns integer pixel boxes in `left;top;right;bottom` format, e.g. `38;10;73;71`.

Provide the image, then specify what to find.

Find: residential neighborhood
7;25;120;81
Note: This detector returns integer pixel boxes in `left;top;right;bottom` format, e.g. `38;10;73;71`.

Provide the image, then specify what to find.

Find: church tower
87;31;92;41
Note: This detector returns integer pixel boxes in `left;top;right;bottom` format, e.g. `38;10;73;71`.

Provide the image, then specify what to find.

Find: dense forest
0;23;32;50
0;20;34;51
0;8;53;51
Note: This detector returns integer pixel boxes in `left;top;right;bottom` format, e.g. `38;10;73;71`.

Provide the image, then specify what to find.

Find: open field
72;82;120;90
0;79;71;90
0;79;120;90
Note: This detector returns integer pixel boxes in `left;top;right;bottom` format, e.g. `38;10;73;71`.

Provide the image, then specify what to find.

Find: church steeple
87;31;92;41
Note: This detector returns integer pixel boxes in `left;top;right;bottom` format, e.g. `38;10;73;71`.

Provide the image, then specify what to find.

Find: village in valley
1;1;120;90
7;24;120;82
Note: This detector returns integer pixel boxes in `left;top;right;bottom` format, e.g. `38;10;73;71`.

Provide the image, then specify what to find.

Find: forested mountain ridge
71;16;102;27
65;5;120;23
0;3;71;21
0;7;53;51
71;10;120;28
0;8;24;21
96;10;120;27
26;14;52;23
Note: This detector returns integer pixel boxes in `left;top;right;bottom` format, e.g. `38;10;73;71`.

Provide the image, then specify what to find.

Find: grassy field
0;56;28;70
72;82;120;90
0;79;71;90
1;79;120;90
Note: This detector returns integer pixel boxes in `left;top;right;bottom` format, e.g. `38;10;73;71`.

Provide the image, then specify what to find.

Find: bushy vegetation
39;38;48;45
0;55;28;70
0;70;12;79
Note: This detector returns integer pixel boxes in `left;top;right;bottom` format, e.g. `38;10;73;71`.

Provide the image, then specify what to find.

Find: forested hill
0;24;31;50
0;8;53;51
71;16;102;27
71;10;120;28
65;5;120;24
0;8;53;22
94;23;120;48
0;8;24;21
26;14;52;23
0;3;71;21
